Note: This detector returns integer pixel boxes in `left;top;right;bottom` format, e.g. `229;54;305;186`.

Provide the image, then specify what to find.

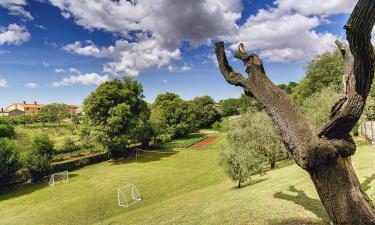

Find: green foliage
33;113;50;126
84;78;152;154
277;82;298;95
292;51;344;103
62;138;79;154
151;92;197;140
190;96;220;128
0;138;20;189
301;86;341;129
363;97;375;120
25;135;54;182
220;144;263;188
227;112;286;170
219;98;240;117
0;124;15;139
238;93;262;114
41;104;70;124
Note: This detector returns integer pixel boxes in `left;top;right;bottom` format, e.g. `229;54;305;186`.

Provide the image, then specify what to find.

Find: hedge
51;152;109;173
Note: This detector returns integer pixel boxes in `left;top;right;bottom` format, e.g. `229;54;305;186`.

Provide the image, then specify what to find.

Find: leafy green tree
190;96;220;128
219;143;263;188
301;86;341;129
292;51;344;103
0;138;20;189
220;98;240;117
84;78;153;154
0;123;15;139
151;92;197;141
238;93;262;114
25;135;54;182
227;112;286;170
277;82;298;95
63;138;79;156
41;104;70;125
16;115;33;127
34;113;50;126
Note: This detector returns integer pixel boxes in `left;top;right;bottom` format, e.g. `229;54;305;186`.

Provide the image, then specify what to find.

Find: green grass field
151;133;207;149
1;135;375;225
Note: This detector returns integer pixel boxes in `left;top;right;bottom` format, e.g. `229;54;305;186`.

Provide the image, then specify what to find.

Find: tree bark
270;161;276;170
215;0;375;224
309;157;375;224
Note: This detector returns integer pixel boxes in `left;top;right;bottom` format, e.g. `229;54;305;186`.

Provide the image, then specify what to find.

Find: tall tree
190;96;220;128
41;103;70;125
151;92;197;140
215;1;375;223
84;78;153;153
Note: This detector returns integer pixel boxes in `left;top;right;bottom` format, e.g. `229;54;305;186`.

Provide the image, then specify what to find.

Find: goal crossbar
49;171;69;187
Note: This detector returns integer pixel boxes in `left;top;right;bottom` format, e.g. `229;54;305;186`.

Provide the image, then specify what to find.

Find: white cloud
223;2;349;62
0;24;31;46
25;82;38;88
53;0;359;69
0;0;33;20
49;0;242;49
168;63;192;73
0;78;8;88
42;61;49;67
55;68;65;73
52;69;109;87
35;24;47;30
63;38;181;76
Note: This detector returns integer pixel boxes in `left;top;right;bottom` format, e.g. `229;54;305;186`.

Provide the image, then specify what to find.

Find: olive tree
215;1;375;223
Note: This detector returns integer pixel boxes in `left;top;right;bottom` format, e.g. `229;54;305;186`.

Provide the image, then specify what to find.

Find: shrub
63;138;80;155
0;124;15;139
25;136;54;182
0;138;21;189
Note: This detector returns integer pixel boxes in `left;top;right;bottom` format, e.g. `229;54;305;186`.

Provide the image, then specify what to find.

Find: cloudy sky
0;0;369;107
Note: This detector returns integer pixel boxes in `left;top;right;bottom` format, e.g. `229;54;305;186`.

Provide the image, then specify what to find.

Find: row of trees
81;78;223;156
0;121;55;189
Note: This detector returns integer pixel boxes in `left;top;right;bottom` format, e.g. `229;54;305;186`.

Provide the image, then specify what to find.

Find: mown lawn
1;135;375;225
151;133;207;149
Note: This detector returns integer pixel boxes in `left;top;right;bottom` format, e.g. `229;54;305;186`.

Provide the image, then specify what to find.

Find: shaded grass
0;136;375;225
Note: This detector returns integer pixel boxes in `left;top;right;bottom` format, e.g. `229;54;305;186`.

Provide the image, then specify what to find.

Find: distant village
0;101;81;117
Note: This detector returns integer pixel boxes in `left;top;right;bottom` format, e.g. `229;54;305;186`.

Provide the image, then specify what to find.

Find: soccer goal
49;171;69;186
118;184;142;207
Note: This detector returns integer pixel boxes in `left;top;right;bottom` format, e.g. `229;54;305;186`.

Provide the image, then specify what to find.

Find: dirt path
191;135;220;149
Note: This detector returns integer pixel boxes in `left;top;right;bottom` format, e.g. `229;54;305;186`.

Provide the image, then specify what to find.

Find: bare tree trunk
270;160;276;170
215;0;375;223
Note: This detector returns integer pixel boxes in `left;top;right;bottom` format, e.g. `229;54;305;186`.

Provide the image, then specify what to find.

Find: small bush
0;124;15;139
0;138;21;189
63;138;80;155
25;136;54;182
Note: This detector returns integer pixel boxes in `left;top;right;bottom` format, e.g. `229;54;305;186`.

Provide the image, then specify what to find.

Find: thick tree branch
215;42;318;169
215;42;247;88
319;0;375;140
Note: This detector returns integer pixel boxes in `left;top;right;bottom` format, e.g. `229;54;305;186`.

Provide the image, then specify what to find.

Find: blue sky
0;0;360;107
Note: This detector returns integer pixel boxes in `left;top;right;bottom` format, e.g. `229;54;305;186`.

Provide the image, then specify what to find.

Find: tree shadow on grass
0;173;79;201
267;218;326;225
273;186;330;223
109;148;178;165
361;173;375;192
271;175;375;225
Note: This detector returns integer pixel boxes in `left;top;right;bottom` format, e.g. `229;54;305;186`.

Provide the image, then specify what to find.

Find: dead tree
215;0;375;224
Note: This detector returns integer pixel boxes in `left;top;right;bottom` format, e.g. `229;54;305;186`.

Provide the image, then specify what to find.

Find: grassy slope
1;136;375;225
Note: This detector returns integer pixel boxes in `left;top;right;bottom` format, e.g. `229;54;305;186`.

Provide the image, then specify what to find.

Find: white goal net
118;184;142;207
49;171;69;186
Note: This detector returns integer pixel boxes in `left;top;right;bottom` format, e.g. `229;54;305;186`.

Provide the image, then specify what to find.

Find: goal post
49;171;69;186
118;184;142;207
